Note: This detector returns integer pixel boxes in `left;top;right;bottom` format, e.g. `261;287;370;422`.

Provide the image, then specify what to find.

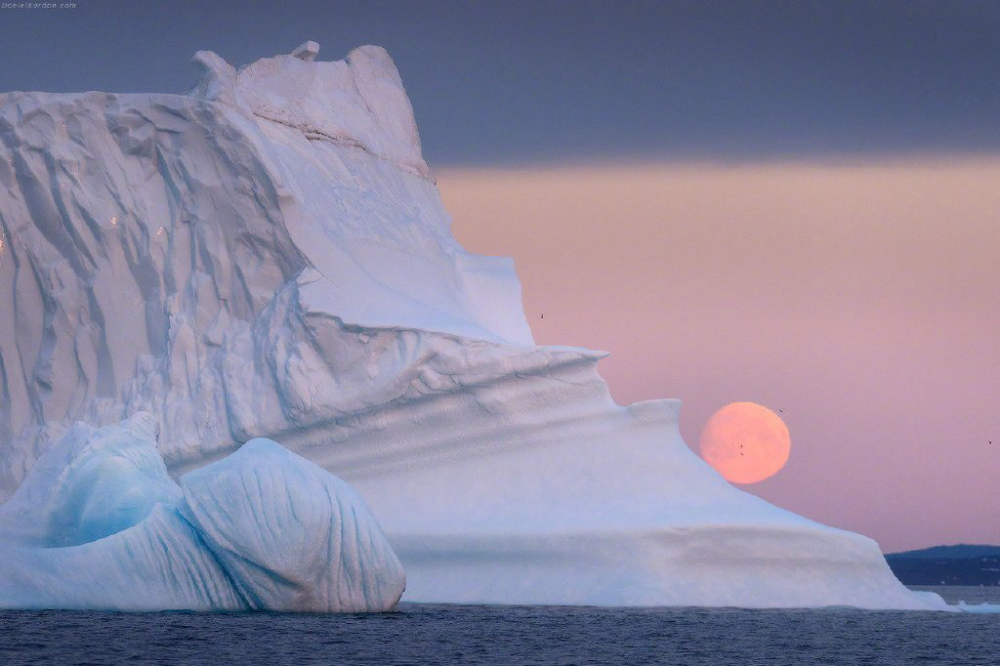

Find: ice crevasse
0;41;951;610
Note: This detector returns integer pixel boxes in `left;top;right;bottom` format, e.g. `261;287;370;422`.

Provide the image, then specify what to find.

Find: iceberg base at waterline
0;414;405;612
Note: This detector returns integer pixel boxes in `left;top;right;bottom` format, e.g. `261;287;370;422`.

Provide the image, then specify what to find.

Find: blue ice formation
0;414;405;612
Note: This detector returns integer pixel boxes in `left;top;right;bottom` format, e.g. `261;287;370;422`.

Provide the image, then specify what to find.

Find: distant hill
885;544;1000;586
887;544;1000;560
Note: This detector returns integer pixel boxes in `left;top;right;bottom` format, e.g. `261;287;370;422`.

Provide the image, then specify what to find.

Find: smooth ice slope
0;42;947;609
0;417;405;612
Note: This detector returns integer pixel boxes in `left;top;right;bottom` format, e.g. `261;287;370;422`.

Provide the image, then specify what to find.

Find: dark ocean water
1;603;997;666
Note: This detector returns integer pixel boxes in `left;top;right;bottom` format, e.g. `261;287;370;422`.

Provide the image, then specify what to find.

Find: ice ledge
190;42;430;180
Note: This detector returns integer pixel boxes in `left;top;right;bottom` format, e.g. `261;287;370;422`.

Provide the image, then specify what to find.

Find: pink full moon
699;402;791;484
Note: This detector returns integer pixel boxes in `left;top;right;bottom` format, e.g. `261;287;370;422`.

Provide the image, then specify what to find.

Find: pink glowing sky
440;160;1000;553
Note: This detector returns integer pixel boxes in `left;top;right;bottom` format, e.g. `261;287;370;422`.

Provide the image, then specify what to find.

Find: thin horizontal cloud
0;2;998;165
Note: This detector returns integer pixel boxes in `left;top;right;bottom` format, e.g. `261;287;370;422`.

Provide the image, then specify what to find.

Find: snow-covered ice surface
0;417;404;611
0;42;954;610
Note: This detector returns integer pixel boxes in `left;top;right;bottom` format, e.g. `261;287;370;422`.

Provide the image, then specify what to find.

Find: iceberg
0;41;948;610
0;416;405;612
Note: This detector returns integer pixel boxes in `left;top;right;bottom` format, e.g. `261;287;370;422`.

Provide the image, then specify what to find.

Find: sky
442;162;1000;553
2;1;999;164
1;1;998;551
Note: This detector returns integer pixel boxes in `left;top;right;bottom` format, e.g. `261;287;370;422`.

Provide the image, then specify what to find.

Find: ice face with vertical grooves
0;41;535;492
0;42;951;610
180;438;405;613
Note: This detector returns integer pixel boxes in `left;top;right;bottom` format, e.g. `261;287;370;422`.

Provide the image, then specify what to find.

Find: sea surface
1;599;998;666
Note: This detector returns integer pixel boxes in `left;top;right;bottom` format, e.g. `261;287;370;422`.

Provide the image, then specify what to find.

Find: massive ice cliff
0;42;949;610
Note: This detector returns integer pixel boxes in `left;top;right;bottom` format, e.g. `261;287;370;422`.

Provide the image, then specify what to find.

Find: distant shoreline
887;545;1000;588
